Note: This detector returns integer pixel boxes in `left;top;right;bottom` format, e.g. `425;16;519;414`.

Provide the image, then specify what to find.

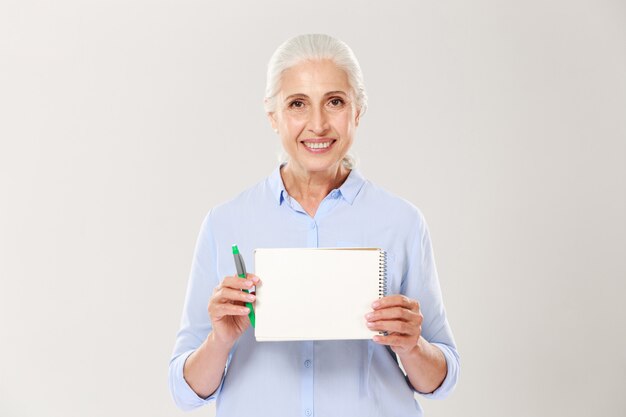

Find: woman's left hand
365;295;424;356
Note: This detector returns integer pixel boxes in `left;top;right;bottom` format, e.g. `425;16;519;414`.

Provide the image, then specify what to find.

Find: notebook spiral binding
378;250;389;337
378;250;388;298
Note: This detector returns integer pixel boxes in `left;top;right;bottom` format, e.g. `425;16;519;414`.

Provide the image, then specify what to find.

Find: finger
372;295;419;311
210;304;250;319
219;275;257;291
214;287;256;304
366;319;420;336
246;274;262;295
246;273;261;285
366;307;420;323
372;333;414;347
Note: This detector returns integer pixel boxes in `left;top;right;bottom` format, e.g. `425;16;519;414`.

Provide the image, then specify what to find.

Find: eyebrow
283;91;349;102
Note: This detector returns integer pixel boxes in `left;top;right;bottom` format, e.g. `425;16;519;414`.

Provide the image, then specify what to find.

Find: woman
169;34;459;416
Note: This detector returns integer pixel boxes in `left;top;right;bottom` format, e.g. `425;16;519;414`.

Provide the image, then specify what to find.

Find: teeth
304;141;332;149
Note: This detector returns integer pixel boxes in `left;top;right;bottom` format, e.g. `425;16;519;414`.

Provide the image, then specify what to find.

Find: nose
308;106;330;136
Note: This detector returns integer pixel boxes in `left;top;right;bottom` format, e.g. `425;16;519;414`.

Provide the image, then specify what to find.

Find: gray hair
265;34;366;169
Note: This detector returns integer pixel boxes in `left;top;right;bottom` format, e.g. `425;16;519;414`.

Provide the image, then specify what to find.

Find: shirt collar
268;164;288;205
268;163;366;206
337;167;366;204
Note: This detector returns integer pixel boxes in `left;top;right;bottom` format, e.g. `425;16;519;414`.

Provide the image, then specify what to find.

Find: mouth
301;138;337;153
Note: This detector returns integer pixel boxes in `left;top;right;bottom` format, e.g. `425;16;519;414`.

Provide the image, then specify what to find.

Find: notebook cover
254;248;385;341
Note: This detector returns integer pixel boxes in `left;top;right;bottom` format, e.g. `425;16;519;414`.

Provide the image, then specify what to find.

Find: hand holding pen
206;247;260;347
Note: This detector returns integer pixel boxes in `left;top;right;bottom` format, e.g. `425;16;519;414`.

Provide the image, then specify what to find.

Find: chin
291;157;345;174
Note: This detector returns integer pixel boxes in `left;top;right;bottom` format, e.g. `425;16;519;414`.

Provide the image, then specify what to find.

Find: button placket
301;341;314;417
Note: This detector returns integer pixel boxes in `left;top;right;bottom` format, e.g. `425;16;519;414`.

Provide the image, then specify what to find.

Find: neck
280;162;350;204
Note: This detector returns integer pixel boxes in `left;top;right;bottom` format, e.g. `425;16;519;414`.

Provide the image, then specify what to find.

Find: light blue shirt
169;165;460;417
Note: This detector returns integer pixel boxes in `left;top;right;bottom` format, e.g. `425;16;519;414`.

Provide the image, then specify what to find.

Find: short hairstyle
264;34;368;116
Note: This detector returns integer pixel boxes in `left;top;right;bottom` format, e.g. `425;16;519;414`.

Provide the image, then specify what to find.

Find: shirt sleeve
168;210;227;410
400;210;460;400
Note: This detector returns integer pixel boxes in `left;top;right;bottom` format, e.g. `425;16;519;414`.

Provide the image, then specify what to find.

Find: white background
1;1;625;416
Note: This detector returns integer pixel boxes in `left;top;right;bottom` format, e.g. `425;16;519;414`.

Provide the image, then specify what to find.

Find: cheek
281;115;307;136
333;113;355;136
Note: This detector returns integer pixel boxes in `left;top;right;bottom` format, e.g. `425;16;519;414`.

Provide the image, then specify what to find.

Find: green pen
232;244;256;328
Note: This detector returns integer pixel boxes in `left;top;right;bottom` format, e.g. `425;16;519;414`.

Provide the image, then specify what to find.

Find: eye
289;100;305;109
329;97;345;107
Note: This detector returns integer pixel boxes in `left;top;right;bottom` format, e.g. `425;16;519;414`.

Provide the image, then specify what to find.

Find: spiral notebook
254;247;387;341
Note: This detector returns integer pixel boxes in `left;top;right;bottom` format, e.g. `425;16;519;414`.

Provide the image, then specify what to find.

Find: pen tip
232;244;239;254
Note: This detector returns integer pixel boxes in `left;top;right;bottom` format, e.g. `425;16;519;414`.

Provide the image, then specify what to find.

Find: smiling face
268;59;360;177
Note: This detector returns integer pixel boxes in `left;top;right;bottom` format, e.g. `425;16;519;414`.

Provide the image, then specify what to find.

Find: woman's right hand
208;274;260;347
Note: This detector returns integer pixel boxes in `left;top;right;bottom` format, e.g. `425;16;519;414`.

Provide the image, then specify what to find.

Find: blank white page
254;248;383;341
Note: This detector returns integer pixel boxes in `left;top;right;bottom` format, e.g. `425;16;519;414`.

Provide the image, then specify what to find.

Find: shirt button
310;222;316;229
304;360;312;368
305;409;312;416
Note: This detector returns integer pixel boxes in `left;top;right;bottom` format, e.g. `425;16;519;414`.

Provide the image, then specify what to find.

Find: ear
354;108;361;127
267;112;278;131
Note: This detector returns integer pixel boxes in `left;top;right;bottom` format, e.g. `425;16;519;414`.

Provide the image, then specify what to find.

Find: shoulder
358;176;428;230
204;175;273;225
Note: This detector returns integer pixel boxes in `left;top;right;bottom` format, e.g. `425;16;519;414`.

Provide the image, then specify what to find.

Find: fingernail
372;301;380;308
366;322;374;327
245;280;253;287
252;276;260;283
365;313;373;320
241;307;250;314
246;294;255;301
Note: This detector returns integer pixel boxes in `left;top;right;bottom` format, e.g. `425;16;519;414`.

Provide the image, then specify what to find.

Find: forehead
280;59;351;96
